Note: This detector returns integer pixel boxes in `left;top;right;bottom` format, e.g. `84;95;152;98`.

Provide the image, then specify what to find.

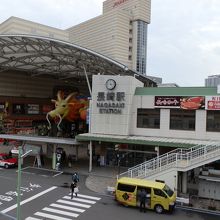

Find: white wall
131;95;220;141
91;75;143;135
145;168;178;191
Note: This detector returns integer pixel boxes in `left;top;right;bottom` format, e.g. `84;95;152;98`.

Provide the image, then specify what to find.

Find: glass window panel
170;109;195;131
137;109;160;129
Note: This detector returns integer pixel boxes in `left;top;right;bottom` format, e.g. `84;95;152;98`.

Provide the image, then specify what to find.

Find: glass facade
136;21;148;75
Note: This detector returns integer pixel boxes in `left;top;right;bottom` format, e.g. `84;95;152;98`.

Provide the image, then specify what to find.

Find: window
128;55;132;60
154;189;167;198
137;109;160;129
170;109;195;130
163;185;174;197
117;183;136;192
207;111;220;132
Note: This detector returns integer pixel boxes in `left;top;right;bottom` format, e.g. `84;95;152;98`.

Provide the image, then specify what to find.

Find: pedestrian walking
139;189;147;212
70;181;78;199
72;172;79;183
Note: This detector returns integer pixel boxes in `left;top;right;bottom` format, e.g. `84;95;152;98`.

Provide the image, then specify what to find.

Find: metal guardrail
119;142;220;179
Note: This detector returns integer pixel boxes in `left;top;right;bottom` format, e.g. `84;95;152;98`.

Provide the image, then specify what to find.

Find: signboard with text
155;96;205;110
205;96;220;110
96;91;125;114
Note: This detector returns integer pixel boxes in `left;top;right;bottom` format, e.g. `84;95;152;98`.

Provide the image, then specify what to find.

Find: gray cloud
148;0;220;86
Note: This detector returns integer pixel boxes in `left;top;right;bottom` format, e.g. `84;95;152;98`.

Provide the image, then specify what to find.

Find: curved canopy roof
0;34;156;86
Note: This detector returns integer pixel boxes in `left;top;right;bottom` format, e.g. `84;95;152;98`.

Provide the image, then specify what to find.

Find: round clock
106;79;116;90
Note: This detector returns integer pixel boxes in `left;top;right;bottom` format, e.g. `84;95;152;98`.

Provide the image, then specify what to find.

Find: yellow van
115;177;176;214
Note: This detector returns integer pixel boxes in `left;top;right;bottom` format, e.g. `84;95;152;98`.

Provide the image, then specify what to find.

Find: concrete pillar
182;172;188;194
52;144;56;169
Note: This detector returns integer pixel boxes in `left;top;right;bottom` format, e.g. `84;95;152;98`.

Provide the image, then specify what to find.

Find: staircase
118;142;220;179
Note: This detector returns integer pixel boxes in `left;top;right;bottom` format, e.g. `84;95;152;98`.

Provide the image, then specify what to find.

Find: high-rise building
67;0;151;75
0;0;151;75
205;75;220;87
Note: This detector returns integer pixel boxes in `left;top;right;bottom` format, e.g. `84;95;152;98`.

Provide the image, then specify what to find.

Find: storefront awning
76;133;219;148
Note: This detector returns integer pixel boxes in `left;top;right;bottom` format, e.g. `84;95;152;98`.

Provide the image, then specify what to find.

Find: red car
0;153;18;169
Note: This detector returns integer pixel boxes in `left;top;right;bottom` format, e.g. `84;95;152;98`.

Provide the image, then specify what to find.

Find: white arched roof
0;34;156;86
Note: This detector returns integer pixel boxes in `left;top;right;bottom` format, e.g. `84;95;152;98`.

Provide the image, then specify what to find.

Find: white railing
118;142;220;179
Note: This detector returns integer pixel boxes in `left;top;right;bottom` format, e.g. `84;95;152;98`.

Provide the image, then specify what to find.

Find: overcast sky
0;0;219;86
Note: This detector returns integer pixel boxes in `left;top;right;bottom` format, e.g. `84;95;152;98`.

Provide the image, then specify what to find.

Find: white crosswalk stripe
63;196;96;204
42;207;79;218
35;212;72;220
75;194;101;200
57;199;91;208
25;193;101;220
25;217;42;220
50;203;85;213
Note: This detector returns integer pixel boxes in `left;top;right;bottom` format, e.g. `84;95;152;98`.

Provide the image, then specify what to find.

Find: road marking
50;203;85;213
57;199;91;208
1;186;57;213
42;207;79;217
63;196;96;204
74;193;101;200
25;217;42;220
34;212;72;220
26;193;101;220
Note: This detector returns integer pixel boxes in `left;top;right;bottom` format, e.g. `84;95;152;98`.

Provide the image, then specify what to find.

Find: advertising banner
205;96;220;110
155;96;205;110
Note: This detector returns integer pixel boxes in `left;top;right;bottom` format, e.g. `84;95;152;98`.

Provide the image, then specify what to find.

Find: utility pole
16;144;32;220
16;146;22;220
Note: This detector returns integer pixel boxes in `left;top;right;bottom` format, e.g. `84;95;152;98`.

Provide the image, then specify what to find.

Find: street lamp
16;145;32;220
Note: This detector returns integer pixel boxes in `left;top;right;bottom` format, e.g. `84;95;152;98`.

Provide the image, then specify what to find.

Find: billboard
205;96;220;110
155;96;205;110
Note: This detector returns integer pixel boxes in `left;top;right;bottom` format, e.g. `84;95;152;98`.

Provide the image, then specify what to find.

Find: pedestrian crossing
25;193;101;220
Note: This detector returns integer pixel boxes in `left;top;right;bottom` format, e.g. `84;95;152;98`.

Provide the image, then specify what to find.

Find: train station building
0;0;220;200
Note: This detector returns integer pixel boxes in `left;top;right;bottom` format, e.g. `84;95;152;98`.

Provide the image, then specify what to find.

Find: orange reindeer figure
46;91;84;130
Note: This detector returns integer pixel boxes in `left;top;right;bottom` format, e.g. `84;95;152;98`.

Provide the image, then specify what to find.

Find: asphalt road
0;167;219;220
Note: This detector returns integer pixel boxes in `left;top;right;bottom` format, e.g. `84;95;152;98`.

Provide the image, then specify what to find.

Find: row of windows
137;109;220;132
117;183;167;198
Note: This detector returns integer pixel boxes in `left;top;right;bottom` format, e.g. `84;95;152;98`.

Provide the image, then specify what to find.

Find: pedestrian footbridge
118;142;220;190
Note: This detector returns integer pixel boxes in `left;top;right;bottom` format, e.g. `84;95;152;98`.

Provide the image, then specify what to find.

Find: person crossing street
70;181;78;198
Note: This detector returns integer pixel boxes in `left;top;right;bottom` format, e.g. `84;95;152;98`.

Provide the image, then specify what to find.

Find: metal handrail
119;142;220;179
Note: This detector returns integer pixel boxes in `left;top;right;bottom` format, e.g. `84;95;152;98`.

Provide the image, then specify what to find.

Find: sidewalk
37;157;119;195
61;159;120;195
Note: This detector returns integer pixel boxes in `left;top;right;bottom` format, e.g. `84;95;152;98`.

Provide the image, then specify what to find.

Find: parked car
0;153;18;169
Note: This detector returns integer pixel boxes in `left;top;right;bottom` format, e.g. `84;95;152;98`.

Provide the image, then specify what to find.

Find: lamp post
16;145;32;220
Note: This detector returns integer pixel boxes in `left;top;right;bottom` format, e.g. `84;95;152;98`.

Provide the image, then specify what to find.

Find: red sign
113;0;128;8
207;101;220;110
155;96;205;110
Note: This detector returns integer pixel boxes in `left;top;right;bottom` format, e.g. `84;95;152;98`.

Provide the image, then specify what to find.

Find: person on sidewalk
70;181;78;199
139;189;147;213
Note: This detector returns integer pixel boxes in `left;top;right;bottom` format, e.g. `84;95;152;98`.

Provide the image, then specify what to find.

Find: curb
176;205;220;215
63;170;117;179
